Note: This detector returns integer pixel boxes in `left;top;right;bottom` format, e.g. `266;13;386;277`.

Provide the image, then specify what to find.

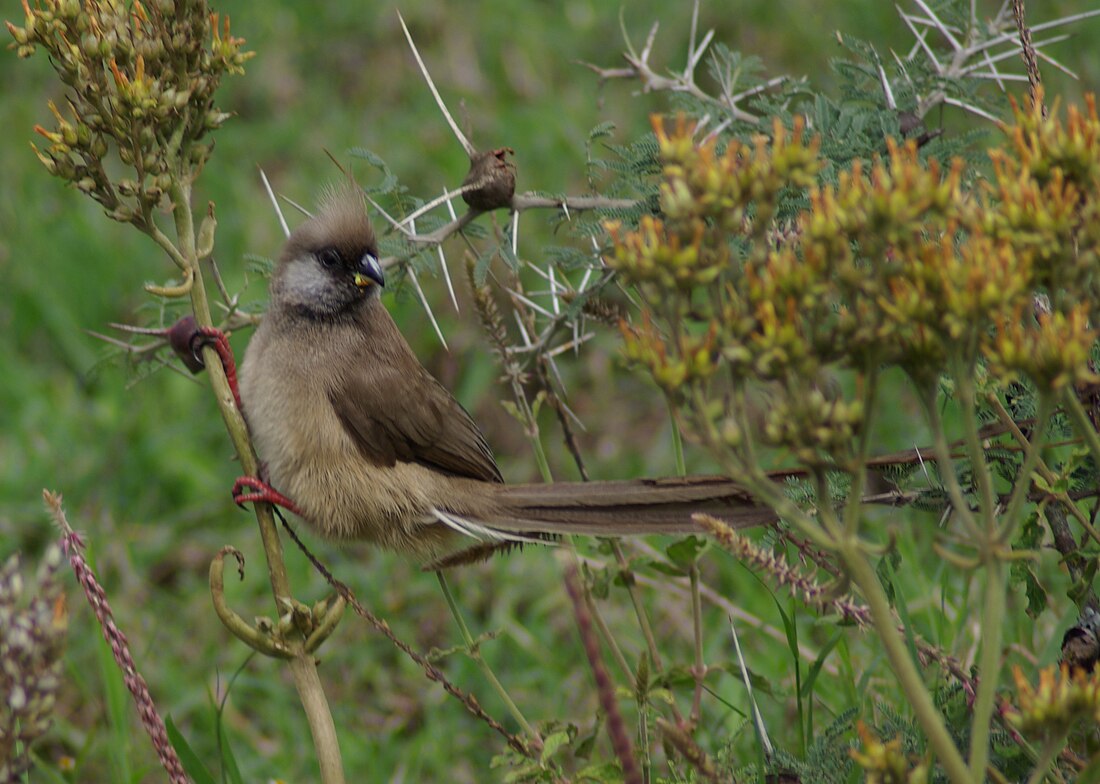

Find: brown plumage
238;186;775;558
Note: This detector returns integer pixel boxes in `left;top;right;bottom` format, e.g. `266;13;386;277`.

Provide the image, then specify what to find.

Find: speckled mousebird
235;185;775;560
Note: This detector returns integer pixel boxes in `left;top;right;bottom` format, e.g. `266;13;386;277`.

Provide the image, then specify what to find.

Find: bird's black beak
353;253;385;289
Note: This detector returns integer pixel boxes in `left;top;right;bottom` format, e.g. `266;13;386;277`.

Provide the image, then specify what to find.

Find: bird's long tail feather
472;476;777;538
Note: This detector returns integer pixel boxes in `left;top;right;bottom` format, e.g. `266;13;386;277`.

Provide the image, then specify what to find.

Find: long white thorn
969;9;1100;59
910;0;962;52
362;193;406;232
436;189;459;312
1034;49;1077;80
687;0;700;72
578;266;593;294
962;34;1071;73
547;332;595;358
942;95;1002;124
408;265;448;350
408;218;448;350
259;167;290;238
438;247;459;312
877;64;896;110
979;49;1008;92
556;393;587;431
898;7;941;69
512;311;533;347
397;10;476;158
396;183;476;230
689;29;715;74
280;194;313;219
548;266;560;315
508;288;555;318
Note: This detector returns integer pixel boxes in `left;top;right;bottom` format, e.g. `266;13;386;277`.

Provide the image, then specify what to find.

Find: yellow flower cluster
610;94;1100;463
8;0;252;226
1006;664;1100;739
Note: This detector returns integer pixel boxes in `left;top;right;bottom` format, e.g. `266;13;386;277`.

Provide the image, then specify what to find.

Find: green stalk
689;563;705;725
841;545;971;784
1024;733;1069;784
953;363;1007;780
845;363;879;536
436;571;540;743
1063;389;1100;468
967;558;1005;781
954;363;997;534
668;398;686;477
917;381;982;537
998;394;1054;543
169;183;343;782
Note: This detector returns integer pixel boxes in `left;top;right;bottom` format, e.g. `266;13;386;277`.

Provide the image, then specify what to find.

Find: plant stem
968;390;1054;781
171;183;344;782
1024;733;1068;784
585;586;636;684
668;398;686;477
917;381;982;537
988;394;1100;546
436;571;541;743
954;361;997;533
968;557;1006;781
610;543;664;675
998;394;1054;543
289;656;345;784
840;544;971;784
609;540;687;727
689;563;705;725
845;363;879;536
1063;389;1100;468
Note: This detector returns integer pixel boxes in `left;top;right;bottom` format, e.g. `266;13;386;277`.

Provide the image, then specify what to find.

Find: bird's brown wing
328;362;503;484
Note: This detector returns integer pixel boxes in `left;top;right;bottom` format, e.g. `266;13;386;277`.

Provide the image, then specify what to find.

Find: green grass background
3;1;1099;781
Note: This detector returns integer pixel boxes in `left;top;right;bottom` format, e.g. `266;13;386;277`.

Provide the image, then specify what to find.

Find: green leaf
666;536;709;569
574;722;600;760
576;761;625;783
639;557;687;577
634;651;649;696
801;632;842;700
875;549;902;605
503;761;540;783
584;562;611;600
347;147;398;194
587;121;617;143
218;720;244;784
540;730;571;764
648;687;676;705
165;716;217;784
1012;564;1049;619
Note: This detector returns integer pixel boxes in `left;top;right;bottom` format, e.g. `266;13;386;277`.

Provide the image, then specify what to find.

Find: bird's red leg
232;476;303;516
157;318;292;514
186;324;243;411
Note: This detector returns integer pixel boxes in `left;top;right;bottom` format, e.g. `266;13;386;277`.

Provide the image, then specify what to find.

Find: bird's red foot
232;476;302;516
185;323;243;411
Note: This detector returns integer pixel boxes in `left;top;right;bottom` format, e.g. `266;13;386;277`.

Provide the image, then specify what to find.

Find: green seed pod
196;209;217;260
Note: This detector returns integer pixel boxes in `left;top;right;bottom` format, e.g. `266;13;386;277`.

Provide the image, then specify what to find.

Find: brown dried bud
461;147;516;211
166;315;206;373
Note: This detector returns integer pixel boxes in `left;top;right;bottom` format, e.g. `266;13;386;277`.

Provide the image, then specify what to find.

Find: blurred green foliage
3;1;1099;782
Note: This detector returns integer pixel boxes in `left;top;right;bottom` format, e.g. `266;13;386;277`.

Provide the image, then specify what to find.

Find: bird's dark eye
318;247;341;269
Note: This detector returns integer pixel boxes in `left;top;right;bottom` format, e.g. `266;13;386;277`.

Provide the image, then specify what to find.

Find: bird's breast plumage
239;310;498;554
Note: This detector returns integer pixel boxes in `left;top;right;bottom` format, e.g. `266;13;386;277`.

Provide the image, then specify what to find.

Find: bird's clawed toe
231;476;301;515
